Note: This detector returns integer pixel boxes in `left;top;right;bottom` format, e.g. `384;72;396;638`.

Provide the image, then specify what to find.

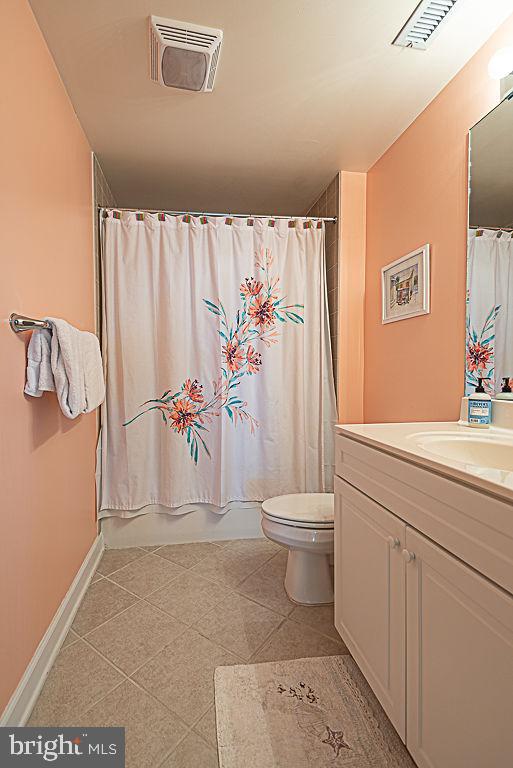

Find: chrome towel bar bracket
10;313;51;333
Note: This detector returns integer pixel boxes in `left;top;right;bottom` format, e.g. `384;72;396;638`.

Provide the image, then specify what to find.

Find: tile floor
29;538;347;767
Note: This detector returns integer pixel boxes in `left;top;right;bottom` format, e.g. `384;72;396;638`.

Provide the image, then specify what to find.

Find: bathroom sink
410;432;513;471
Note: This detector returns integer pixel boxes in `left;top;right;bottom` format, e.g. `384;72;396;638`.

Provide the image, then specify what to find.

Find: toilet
261;493;334;605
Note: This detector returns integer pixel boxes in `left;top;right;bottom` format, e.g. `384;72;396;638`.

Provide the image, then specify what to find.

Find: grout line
84;546;338;649
95;548;155;578
77;634;189;725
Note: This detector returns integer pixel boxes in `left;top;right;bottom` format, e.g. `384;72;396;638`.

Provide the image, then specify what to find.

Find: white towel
24;318;105;419
24;328;54;397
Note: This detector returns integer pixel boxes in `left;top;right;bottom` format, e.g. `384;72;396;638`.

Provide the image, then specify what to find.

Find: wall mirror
466;90;513;396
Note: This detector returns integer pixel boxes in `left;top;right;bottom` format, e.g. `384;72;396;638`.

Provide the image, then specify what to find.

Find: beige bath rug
214;655;415;767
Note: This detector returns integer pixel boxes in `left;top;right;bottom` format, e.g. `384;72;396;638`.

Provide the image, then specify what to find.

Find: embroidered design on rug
276;680;352;758
277;681;319;705
321;726;351;757
123;249;304;463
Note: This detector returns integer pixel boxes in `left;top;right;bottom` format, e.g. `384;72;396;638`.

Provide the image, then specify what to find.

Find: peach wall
364;14;513;424
338;171;366;423
0;1;97;713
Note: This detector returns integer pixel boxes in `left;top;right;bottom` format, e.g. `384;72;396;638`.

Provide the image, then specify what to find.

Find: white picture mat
381;244;430;324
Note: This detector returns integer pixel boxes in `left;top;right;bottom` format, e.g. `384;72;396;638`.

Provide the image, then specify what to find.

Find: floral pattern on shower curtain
466;229;513;396
99;212;337;516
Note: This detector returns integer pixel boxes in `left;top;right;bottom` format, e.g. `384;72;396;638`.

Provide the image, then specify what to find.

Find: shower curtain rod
99;206;337;223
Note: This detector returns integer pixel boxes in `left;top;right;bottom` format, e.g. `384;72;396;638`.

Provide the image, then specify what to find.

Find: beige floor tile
132;628;239;725
237;550;294;616
195;593;282;661
227;538;279;557
90;573;104;585
191;540;277;589
209;540;233;548
66;680;188;768
162;731;218;768
28;641;123;726
193;705;217;747
85;601;187;675
289;602;340;640
72;579;137;636
108;554;184;598
156;541;221;568
96;547;146;576
147;571;231;626
140;545;161;552
252;618;347;663
61;628;79;649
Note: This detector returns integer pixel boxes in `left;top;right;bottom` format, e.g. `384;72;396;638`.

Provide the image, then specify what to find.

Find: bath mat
214;655;415;767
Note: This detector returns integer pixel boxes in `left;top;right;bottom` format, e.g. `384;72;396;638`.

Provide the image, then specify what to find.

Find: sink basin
411;432;513;471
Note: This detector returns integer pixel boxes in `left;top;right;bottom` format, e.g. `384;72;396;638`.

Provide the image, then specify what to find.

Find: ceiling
30;0;513;214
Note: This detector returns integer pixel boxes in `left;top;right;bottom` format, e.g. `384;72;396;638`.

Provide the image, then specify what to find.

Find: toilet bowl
261;493;334;605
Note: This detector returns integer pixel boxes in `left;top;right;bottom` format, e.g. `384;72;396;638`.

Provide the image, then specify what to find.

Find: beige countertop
335;421;513;504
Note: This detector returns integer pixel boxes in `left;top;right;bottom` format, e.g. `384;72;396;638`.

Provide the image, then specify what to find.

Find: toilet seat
261;511;334;530
261;493;334;528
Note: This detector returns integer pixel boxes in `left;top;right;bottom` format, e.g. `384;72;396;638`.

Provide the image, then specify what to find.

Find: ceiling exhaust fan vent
149;16;223;92
392;0;459;50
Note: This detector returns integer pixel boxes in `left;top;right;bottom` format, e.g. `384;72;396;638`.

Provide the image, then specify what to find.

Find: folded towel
24;328;54;397
24;318;105;419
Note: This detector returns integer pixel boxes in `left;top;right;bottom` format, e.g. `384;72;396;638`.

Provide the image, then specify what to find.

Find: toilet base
284;549;334;605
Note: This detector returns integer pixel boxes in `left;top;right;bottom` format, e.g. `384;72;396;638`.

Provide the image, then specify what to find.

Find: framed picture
381;244;430;324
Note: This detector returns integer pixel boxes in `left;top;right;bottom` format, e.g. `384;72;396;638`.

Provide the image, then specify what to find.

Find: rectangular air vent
149;16;223;92
392;0;459;49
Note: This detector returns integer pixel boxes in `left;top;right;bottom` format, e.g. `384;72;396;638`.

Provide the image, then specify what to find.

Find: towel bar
10;313;51;333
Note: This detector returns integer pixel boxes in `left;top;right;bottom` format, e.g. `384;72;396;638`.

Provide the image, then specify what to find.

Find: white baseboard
101;505;263;548
0;533;104;726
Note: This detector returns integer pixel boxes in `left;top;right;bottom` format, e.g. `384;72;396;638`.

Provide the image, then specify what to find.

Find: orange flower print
248;294;275;329
169;398;197;435
466;341;492;373
246;345;262;374
125;248;304;465
223;337;245;372
240;277;263;299
182;378;204;403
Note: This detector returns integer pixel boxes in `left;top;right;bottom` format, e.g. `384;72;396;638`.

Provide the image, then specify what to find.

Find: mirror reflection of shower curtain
466;229;513;395
99;212;337;517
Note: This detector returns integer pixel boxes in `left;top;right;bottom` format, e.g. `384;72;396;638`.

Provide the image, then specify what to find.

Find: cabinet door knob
388;536;400;549
402;549;416;563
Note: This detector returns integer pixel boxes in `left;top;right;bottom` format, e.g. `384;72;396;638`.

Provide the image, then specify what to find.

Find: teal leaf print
124;249;304;464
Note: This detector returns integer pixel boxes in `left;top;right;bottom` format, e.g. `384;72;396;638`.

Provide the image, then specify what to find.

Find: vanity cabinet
334;476;406;739
405;527;513;768
334;436;513;768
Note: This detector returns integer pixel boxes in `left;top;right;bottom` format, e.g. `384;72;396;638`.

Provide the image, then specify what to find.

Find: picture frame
381;244;430;324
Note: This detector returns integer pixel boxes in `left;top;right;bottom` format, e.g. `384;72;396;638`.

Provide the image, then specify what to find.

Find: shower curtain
466;229;513;396
99;212;337;517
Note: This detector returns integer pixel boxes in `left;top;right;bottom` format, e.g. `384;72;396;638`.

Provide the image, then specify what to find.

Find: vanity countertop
335;421;513;504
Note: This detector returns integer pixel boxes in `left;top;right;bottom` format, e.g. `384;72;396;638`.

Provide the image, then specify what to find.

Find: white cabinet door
334;477;406;740
405;527;513;768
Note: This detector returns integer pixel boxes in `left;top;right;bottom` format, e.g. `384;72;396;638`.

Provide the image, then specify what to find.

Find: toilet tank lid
262;493;334;524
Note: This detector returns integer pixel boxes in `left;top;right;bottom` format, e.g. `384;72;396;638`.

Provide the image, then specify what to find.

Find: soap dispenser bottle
496;378;513;400
468;377;492;428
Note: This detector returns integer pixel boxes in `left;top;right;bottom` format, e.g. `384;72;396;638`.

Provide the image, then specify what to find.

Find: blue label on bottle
468;399;492;424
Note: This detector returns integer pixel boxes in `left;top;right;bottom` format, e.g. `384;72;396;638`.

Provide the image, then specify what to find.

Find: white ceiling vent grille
392;0;459;50
149;16;223;92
